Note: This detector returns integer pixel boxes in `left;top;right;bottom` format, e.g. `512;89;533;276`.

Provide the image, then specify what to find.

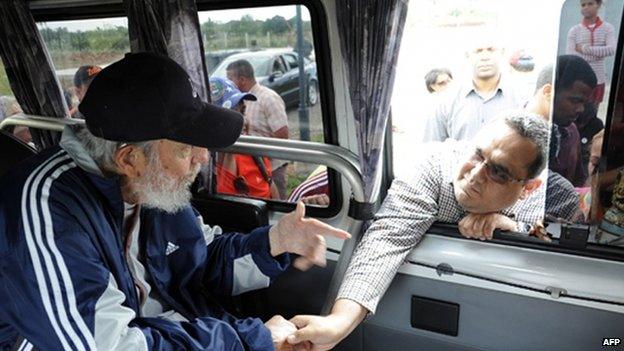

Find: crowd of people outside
399;0;622;236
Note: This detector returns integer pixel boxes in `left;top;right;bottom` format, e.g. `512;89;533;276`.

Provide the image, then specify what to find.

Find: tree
201;18;218;39
263;16;289;34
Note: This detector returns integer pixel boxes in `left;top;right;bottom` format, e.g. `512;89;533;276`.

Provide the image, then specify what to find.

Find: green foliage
32;14;311;70
39;26;130;54
0;64;12;96
286;168;308;196
201;15;312;51
263;16;290;34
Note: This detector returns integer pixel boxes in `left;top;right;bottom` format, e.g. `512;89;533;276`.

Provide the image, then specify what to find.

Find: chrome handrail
0;113;82;132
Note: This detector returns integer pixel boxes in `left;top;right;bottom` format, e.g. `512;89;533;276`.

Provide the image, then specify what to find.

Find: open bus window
36;17;129;117
549;0;623;244
391;0;624;249
204;153;330;207
200;5;331;205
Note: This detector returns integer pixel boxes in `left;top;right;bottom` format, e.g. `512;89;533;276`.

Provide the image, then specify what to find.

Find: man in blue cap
210;77;278;199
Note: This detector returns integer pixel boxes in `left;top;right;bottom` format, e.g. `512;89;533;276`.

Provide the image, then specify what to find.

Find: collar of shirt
582;16;603;30
60;125;105;176
249;83;262;95
461;73;510;101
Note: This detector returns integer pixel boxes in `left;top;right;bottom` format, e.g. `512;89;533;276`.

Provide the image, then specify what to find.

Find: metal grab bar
220;137;366;315
0;113;81;132
220;139;364;203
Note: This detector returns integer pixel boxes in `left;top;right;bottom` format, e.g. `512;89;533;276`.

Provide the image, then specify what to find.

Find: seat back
191;193;269;233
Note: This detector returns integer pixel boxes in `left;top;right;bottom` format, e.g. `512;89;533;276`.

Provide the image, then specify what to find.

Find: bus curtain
0;0;66;150
125;0;214;190
124;0;211;104
321;0;409;315
335;0;408;203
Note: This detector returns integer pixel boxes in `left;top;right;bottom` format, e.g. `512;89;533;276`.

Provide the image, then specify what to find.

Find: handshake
263;203;367;350
263;299;368;351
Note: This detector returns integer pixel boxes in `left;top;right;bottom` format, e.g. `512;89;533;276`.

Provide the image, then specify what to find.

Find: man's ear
520;178;542;199
542;83;553;101
114;145;146;179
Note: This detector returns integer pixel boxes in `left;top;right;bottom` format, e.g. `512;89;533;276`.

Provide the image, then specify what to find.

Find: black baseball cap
79;52;243;149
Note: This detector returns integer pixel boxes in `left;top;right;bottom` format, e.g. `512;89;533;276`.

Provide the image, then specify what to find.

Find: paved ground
282;99;325;198
286;99;324;142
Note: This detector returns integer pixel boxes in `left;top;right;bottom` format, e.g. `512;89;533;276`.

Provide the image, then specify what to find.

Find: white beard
134;154;200;214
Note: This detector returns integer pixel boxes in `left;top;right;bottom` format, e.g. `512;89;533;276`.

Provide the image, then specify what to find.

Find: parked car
205;49;247;75
211;49;318;108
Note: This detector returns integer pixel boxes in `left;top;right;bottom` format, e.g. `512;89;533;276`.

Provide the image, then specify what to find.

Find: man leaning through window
287;111;550;349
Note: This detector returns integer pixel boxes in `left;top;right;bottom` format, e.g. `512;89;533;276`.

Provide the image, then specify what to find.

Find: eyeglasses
468;149;528;184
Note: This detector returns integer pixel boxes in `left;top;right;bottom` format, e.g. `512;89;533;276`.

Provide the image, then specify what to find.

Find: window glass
37;18;129;117
283;53;299;69
201;5;330;205
0;61;30;144
391;0;624;249
569;0;624;246
204;154;330;207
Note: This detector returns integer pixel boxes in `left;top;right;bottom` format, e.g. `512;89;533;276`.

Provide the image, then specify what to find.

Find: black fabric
0;0;66;150
73;65;102;87
0;130;37;179
79;52;243;149
348;197;377;220
192;194;269;233
252;156;272;184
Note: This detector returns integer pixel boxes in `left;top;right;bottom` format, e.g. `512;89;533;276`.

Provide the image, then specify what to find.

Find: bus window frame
30;0;343;218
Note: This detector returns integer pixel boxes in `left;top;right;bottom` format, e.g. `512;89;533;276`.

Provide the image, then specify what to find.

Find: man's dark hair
534;64;553;92
424;68;453;93
226;59;255;79
503;111;550;179
554;55;597;92
535;55;597;94
74;65;102;87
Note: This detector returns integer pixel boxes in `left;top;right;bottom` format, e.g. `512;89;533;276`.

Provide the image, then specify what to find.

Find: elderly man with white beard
0;53;349;351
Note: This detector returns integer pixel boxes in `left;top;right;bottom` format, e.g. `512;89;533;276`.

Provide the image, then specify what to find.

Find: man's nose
470;162;488;183
192;147;209;165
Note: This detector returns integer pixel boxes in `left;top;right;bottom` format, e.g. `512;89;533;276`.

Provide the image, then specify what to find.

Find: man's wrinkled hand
459;213;517;241
265;315;297;351
269;201;350;270
286;314;351;351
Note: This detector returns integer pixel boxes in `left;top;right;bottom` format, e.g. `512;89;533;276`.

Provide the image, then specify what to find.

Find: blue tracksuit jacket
0;129;290;350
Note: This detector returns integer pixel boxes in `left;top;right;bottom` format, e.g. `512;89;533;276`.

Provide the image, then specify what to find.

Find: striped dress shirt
423;76;524;142
244;83;289;169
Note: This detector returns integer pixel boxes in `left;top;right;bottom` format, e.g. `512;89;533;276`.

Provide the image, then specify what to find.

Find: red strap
582;17;603;46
